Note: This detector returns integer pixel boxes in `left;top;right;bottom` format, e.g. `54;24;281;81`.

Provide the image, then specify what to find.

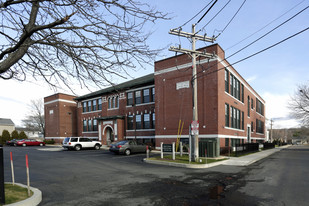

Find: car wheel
22;143;26;147
124;149;131;156
40;143;44;146
94;144;100;150
14;144;17;147
74;145;81;151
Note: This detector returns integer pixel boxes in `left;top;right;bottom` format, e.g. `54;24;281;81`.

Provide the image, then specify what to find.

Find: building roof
75;73;154;101
0;118;15;126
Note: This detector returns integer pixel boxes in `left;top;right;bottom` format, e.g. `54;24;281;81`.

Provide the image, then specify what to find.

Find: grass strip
3;183;33;205
148;154;228;164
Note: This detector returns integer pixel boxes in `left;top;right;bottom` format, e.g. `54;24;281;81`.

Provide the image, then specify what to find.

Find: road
2;145;308;205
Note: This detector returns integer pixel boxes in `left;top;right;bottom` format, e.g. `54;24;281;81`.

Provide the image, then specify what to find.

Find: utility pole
270;119;274;142
169;24;215;162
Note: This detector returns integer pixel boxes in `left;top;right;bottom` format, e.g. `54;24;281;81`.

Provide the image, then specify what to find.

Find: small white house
0;118;15;134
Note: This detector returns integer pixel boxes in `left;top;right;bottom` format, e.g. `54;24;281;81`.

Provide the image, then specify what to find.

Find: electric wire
225;0;307;51
178;0;215;29
196;0;232;34
192;25;309;81
215;0;247;38
225;4;309;60
196;0;218;25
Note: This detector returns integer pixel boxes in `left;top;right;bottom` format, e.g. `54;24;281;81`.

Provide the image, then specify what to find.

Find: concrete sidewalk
221;145;291;166
144;145;291;168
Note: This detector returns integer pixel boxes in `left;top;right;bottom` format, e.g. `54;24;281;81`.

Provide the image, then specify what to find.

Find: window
88;119;92;131
92;100;97;111
136;114;141;129
236;80;240;100
108;98;112;109
88;101;91;112
135;91;141;105
251;98;254;109
230;74;234;96
247;96;250;117
83;102;87;113
108;96;119;109
127;115;134;130
241;111;244;130
127;92;133;106
241;84;244;103
98;98;102;110
152;113;155;129
225;138;229;147
112;97;115;108
225;103;229;127
143;89;150;103
152;87;155;102
115;96;119;108
256;119;264;134
236;109;240;129
225;69;229;93
143;114;150;129
256;99;264;116
230;106;243;130
227;74;242;102
93;119;98;131
83;120;87;132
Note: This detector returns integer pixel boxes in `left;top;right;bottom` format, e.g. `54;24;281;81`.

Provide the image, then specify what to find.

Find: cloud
263;92;300;128
246;75;257;83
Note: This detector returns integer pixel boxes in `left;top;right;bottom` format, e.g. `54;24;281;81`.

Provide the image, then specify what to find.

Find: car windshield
115;141;128;145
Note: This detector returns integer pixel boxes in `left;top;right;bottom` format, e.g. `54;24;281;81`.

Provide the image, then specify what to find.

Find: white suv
62;137;102;151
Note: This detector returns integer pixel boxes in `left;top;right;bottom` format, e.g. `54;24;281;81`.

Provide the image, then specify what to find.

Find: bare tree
0;0;169;91
289;83;309;126
22;99;45;136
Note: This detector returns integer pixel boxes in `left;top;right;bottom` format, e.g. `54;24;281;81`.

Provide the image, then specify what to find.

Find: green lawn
148;154;227;164
2;183;33;205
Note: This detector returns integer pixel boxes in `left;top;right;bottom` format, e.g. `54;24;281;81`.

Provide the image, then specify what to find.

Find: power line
193;25;309;81
197;0;232;34
226;4;309;60
196;0;218;25
215;0;247;38
226;0;307;51
178;0;215;29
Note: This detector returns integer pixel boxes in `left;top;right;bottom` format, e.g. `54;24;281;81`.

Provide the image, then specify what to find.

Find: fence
235;143;259;156
263;142;275;150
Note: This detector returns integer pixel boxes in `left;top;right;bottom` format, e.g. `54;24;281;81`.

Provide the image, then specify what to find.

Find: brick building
44;44;266;156
44;93;77;141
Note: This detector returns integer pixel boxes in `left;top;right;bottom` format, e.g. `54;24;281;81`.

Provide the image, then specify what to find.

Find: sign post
26;154;30;197
10;152;15;185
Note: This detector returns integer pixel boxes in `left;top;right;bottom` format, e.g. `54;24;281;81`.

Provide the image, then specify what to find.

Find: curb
4;183;42;206
143;158;225;169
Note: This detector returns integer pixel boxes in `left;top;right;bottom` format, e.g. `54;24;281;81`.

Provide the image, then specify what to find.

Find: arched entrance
104;126;114;145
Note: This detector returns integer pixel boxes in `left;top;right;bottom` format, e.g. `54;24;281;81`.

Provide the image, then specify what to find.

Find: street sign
162;144;173;153
191;120;199;135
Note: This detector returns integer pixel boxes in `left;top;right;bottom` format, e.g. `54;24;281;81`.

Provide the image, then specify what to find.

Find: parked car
62;137;102;151
6;139;18;146
109;140;151;155
16;139;45;147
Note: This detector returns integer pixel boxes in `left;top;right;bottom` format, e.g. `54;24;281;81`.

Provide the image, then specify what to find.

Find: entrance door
106;127;114;145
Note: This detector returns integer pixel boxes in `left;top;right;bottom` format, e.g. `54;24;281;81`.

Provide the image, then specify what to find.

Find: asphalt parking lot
2;146;243;206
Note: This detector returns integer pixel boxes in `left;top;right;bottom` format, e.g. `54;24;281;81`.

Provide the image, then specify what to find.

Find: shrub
11;130;19;140
44;139;55;144
1;130;10;144
19;131;28;139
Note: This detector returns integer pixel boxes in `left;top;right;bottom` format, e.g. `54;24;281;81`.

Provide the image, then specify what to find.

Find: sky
1;0;308;129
